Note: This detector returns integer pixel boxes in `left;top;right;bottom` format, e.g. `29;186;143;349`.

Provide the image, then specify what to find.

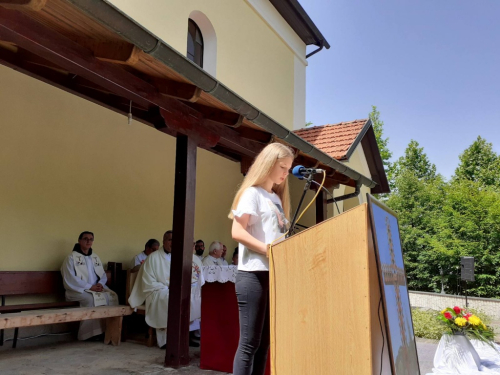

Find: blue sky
302;0;500;179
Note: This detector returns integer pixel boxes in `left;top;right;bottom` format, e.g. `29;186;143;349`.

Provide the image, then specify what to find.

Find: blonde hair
229;143;294;221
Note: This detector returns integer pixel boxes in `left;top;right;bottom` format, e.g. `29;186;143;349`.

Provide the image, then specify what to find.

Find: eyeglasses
81;238;94;242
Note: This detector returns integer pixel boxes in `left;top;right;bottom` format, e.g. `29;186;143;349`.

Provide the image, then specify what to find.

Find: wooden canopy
0;0;375;191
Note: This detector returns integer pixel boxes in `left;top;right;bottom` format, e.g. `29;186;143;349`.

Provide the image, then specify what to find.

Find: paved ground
416;338;439;375
0;336;441;375
0;340;226;375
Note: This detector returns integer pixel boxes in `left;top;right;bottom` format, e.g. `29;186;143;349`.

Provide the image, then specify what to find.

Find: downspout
327;181;362;204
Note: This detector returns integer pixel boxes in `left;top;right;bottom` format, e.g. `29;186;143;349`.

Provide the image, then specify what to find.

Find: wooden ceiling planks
20;0;123;43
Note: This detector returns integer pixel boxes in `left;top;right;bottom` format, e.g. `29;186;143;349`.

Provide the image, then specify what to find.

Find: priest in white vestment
220;244;229;266
61;231;119;340
130;238;160;272
202;241;225;266
128;230;205;348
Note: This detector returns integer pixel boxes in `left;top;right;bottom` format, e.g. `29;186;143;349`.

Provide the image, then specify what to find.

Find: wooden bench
0;268;129;347
0;305;133;346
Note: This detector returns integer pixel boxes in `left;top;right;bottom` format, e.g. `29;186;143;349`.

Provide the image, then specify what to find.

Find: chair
125;269;155;347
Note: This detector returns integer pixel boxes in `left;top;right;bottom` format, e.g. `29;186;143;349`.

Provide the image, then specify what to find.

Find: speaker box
460;257;475;282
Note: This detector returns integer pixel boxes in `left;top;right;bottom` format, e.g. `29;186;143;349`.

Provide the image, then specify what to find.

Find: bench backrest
125;269;139;304
0;270;112;297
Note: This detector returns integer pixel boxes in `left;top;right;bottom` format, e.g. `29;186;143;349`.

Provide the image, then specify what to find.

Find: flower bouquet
438;306;495;346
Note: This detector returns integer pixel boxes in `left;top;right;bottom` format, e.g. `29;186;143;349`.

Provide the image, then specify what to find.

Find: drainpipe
327;181;362;204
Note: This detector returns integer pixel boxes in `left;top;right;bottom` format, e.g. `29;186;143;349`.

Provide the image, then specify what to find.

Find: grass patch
411;307;495;340
411;308;445;340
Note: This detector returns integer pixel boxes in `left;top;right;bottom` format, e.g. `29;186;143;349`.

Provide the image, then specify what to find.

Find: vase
451;332;482;369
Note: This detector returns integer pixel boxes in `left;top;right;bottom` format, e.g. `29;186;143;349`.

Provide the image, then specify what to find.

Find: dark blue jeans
233;270;270;375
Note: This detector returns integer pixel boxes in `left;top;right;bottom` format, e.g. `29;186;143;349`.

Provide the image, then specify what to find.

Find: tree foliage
454;136;500;188
369;105;392;169
385;136;500;298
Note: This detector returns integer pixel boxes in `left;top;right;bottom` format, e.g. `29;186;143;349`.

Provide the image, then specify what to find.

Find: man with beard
61;231;118;341
194;239;205;259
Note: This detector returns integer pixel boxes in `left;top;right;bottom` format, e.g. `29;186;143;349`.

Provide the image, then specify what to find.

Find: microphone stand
287;173;314;238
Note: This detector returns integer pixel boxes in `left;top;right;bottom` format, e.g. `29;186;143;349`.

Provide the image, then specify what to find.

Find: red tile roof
293;119;368;160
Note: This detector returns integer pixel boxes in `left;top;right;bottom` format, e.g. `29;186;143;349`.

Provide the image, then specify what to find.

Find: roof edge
285;0;330;49
343;119;372;161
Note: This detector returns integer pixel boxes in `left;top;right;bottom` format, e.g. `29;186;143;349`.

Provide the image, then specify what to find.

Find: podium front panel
269;204;380;374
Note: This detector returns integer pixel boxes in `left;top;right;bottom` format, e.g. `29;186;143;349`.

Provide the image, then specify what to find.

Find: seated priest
130;238;160;272
194;239;205;259
232;247;239;265
202;241;224;266
220;244;229;266
128;230;205;348
60;231;119;341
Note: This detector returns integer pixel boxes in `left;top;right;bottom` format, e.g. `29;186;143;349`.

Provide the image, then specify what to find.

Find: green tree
386;141;444;291
387;169;445;292
454;136;500;188
386;138;500;298
369;106;392;169
432;180;500;297
389;140;437;192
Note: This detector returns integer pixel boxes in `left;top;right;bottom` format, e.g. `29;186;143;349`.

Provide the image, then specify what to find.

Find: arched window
187;19;204;68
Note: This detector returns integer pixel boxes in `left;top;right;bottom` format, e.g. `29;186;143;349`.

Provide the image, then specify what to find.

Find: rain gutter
67;0;377;189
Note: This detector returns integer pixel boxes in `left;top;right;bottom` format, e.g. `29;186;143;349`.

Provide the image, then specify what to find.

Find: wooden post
165;135;197;367
315;190;328;224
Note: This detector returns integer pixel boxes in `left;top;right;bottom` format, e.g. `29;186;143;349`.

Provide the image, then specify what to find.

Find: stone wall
409;291;500;320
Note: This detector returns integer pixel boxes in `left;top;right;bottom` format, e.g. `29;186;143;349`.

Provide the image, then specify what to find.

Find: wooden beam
240;155;254;175
186;102;243;127
0;0;46;11
159;108;219;147
0;8;207;138
315;190;328;224
211;145;241;163
202;120;265;157
0;306;133;329
93;42;140;66
236;126;273;143
166;135;197;368
152;78;202;102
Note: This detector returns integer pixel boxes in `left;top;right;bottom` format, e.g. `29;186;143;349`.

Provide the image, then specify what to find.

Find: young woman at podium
229;143;293;375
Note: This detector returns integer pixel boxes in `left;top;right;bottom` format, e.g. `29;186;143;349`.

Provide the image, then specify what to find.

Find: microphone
292;165;325;179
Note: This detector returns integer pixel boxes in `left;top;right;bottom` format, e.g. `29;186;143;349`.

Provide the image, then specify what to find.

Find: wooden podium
269;203;390;375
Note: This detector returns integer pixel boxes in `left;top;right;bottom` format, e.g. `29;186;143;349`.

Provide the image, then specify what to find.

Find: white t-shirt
232;186;288;271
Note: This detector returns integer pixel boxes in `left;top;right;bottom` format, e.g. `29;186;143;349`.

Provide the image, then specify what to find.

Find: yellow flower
468;315;481;326
481;323;487;330
441;309;448;315
455;317;467;327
